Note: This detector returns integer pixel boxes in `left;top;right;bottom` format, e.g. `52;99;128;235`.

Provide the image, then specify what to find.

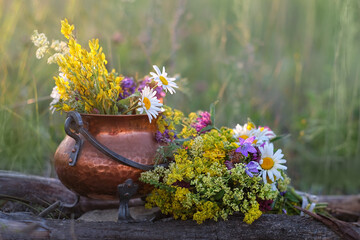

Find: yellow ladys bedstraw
243;203;263;224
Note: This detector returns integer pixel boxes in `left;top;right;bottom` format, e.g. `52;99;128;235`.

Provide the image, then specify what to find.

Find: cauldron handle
64;111;166;171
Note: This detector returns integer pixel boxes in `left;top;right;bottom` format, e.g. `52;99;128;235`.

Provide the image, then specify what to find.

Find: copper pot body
54;114;158;200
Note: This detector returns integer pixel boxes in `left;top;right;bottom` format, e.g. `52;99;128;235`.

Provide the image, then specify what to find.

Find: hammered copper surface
54;114;158;200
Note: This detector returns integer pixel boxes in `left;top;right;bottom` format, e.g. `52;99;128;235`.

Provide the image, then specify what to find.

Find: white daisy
149;65;178;94
249;128;272;145
233;123;252;139
258;126;276;140
233;123;276;146
258;142;287;184
138;86;163;123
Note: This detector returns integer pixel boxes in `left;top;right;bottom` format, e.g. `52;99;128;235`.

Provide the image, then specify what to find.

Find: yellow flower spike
61;19;74;39
62;104;74;112
89;39;99;52
246;121;256;130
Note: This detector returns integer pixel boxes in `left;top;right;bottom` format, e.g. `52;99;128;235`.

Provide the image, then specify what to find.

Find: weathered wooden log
1;170;359;218
1;171;360;239
1;211;359;240
0;170;133;214
317;194;360;221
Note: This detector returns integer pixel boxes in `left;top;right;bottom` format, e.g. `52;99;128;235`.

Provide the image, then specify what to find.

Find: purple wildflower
224;160;235;170
251;146;262;163
119;77;136;99
245;161;259;177
191;111;212;133
155;129;174;143
235;136;257;157
282;209;287;214
138;76;166;99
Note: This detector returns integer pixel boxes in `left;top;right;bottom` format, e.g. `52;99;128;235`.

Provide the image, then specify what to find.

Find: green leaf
174;138;191;143
210;101;218;126
284;191;300;203
117;97;130;107
270;134;291;143
214;189;225;200
199;125;215;133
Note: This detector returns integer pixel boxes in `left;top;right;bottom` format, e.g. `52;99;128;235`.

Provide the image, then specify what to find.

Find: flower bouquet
141;107;326;224
31;19;177;122
31;19;181;200
32;19;325;222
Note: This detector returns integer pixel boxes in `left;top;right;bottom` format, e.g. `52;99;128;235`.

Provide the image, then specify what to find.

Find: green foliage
0;0;359;193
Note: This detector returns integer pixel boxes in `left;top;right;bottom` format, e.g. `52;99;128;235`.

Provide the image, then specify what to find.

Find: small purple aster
191;111;212;133
245;161;259;177
119;77;136;99
235;136;257;157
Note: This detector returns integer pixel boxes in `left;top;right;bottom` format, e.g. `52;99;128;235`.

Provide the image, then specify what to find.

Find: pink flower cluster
191;111;212;132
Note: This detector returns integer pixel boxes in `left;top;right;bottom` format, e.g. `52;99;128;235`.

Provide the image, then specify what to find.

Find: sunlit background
0;0;359;194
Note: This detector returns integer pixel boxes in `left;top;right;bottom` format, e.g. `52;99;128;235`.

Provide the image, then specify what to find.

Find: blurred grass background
0;0;359;194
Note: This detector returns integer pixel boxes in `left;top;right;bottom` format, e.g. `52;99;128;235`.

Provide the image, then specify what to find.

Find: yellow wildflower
243;203;262;224
61;18;74;39
193;201;220;224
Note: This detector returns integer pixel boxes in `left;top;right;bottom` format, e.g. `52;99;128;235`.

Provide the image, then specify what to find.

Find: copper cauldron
54;111;160;200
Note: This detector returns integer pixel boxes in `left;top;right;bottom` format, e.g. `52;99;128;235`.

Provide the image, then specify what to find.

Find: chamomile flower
259;126;276;139
233;123;252;139
138;86;163;123
258;142;287;184
233;123;275;146
149;65;178;94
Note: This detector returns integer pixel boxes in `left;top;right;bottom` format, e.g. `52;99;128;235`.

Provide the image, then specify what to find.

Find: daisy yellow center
261;157;274;170
143;97;151;110
159;76;169;85
240;135;248;140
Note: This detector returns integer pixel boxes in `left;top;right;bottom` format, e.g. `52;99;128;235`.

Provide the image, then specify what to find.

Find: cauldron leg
117;179;138;222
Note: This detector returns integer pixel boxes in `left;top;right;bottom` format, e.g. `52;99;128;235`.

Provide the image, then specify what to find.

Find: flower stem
123;99;140;114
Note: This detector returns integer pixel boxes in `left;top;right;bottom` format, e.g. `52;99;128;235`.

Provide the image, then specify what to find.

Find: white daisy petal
268;170;274;182
273;169;281;179
276;165;287;170
262;172;267;183
153;65;161;75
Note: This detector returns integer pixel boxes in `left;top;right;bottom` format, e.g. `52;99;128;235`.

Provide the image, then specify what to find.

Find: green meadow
0;0;359;194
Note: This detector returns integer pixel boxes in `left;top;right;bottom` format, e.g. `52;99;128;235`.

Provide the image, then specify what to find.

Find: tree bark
1;212;357;240
1;171;360;240
0;170;120;214
1;170;359;217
